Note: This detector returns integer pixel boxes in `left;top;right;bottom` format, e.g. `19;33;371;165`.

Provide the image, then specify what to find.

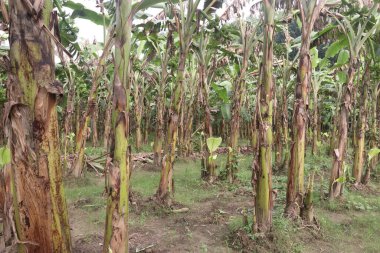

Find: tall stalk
104;79;113;150
133;73;144;151
224;20;253;183
92;102;99;147
101;1;112;151
278;23;292;171
71;31;114;177
286;0;325;217
196;32;217;182
103;0;132;252
274;83;283;165
143;101;150;144
181;58;197;156
353;63;369;184
253;0;275;233
329;63;356;197
5;1;71;251
153;23;172;166
329;82;343;155
156;0;200;205
63;67;75;167
328;4;379;198
311;79;319;155
363;81;379;184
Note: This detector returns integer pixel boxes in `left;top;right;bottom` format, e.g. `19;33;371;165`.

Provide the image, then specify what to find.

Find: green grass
344;187;380;211
173;159;218;205
352;213;380;252
64;176;104;205
131;170;160;197
304;146;332;174
316;184;380;212
130;159;220;204
64;176;107;226
318;209;380;253
272;215;303;253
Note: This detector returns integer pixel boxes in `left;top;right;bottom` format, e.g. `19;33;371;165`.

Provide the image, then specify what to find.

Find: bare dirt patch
126;191;252;253
70;206;103;253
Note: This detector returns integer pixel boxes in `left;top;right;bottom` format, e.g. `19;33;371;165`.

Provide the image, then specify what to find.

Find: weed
200;243;208;252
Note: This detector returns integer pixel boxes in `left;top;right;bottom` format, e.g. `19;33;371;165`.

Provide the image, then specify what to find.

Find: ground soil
71;182;253;253
69;161;380;253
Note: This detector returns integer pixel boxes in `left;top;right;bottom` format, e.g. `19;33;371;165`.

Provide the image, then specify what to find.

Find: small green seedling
206;137;222;163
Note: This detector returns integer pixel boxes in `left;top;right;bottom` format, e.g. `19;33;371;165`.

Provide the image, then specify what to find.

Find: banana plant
131;71;145;151
253;0;275;233
62;0;181;25
224;17;259;183
286;0;327;219
71;31;115;178
178;55;198;157
103;0;132;251
54;0;82;57
363;40;380;185
328;3;380;198
193;12;221;182
352;62;370;184
310;47;335;155
156;0;201;205
5;1;72;251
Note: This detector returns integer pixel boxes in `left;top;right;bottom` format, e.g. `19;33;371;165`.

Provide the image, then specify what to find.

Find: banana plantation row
0;0;379;252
